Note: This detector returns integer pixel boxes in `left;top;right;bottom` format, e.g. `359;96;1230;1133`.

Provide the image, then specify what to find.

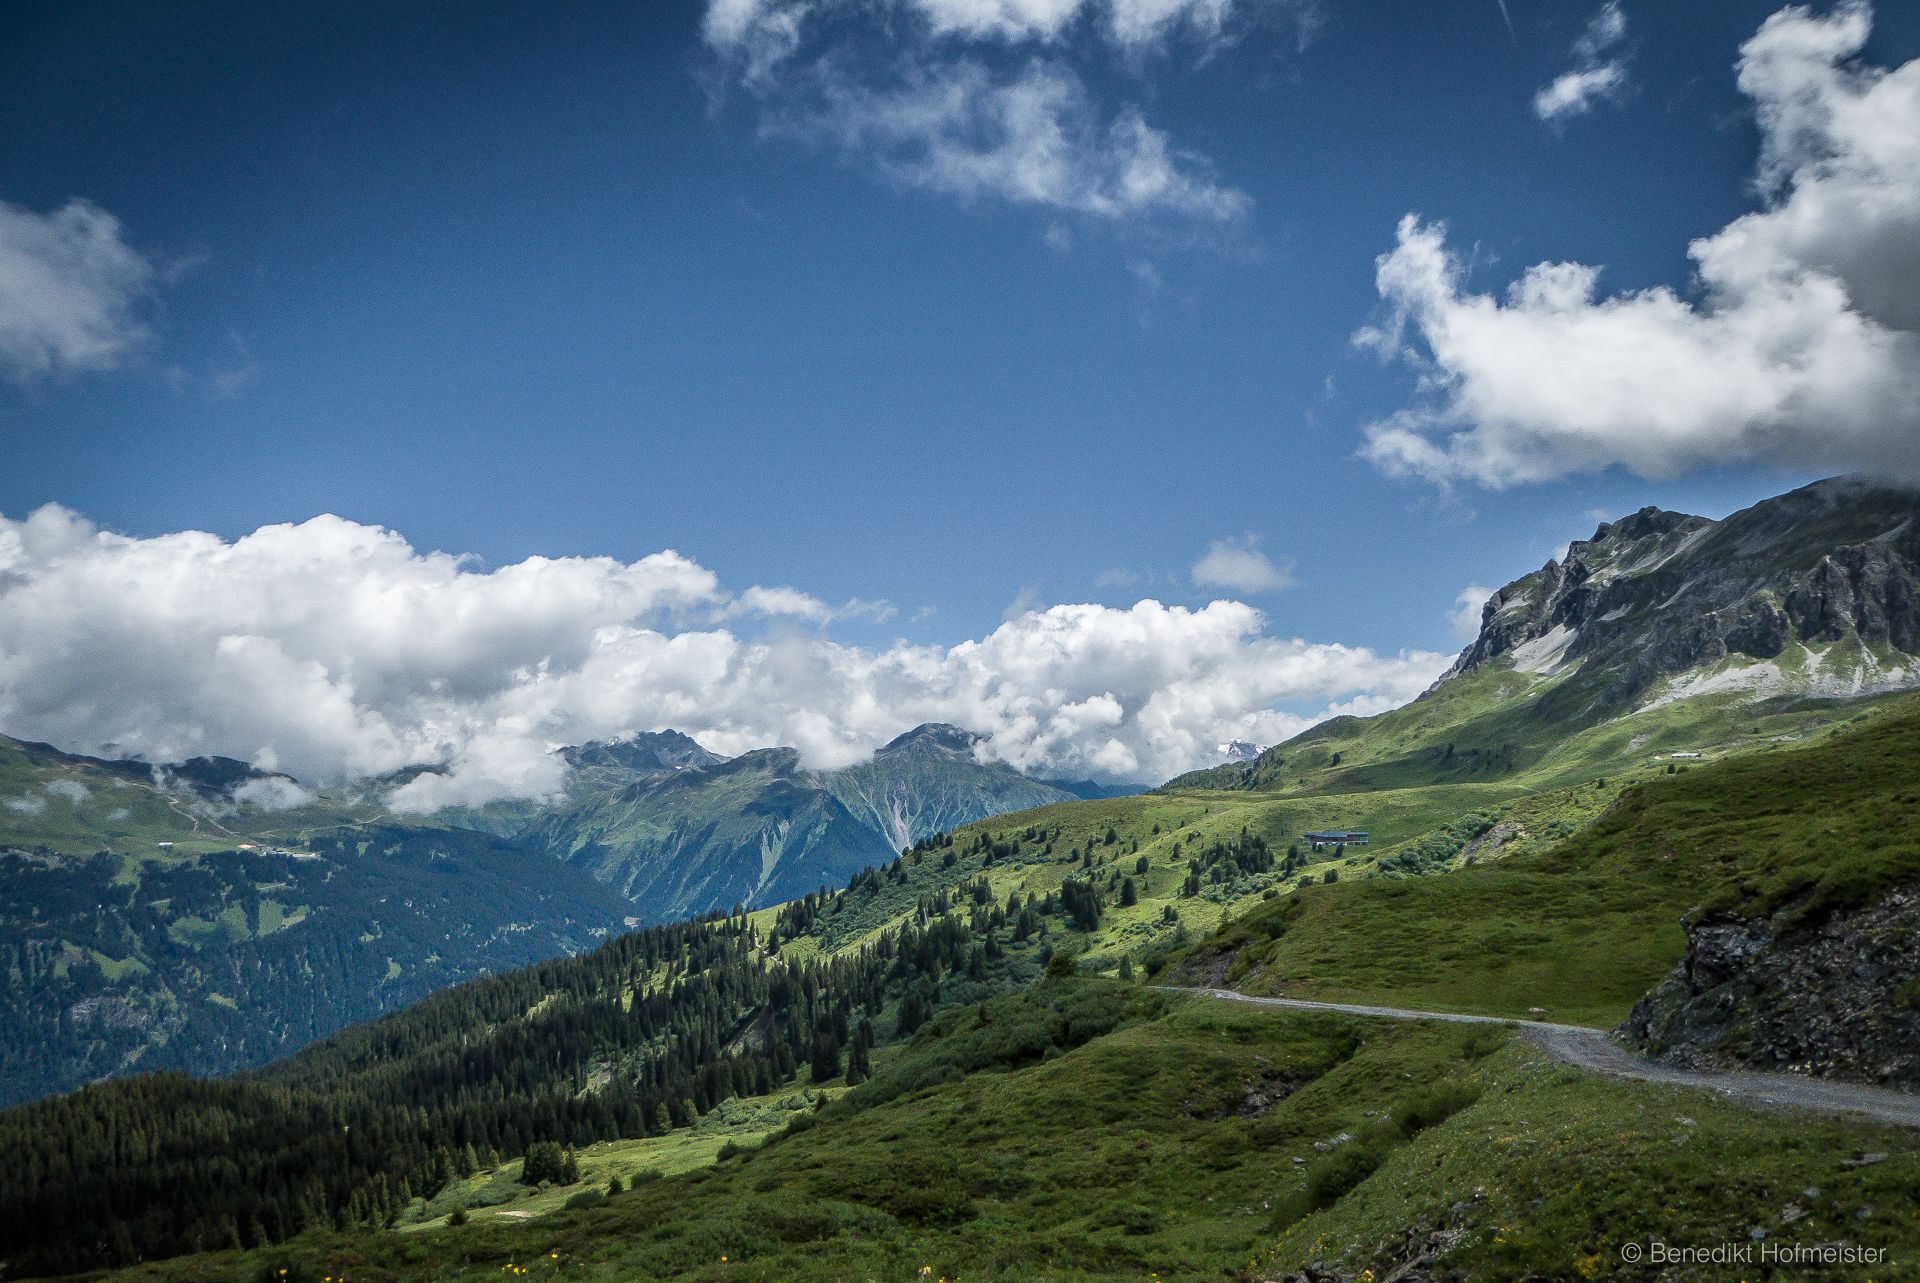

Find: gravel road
1166;987;1920;1130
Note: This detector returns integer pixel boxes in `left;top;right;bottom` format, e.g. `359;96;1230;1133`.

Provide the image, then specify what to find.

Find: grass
736;701;1920;1036
92;983;1920;1283
1168;657;1913;805
402;1090;840;1232
1270;1032;1920;1281
1180;699;1920;1026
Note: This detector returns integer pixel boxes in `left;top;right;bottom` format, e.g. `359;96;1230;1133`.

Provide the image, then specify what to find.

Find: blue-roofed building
1303;829;1369;850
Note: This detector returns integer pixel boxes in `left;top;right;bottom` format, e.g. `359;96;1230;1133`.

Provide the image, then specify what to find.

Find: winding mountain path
1166;987;1920;1130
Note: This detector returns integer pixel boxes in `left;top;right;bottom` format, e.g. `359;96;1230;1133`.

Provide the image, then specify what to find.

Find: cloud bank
0;506;1447;809
0;198;156;384
706;0;1306;230
1361;2;1920;488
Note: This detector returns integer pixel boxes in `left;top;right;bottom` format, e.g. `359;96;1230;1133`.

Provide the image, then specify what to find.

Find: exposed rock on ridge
1440;476;1920;708
1624;890;1920;1091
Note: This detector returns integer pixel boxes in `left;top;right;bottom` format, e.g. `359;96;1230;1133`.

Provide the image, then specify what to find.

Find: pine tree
810;1032;841;1084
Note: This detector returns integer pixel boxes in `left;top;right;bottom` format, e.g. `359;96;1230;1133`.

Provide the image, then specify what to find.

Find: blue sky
1;0;1917;793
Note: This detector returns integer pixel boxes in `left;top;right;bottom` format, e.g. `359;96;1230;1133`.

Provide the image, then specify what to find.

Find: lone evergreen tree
810;1032;842;1084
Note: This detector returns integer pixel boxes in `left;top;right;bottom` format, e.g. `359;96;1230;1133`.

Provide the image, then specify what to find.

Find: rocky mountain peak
879;723;983;755
1439;476;1920;711
560;730;726;776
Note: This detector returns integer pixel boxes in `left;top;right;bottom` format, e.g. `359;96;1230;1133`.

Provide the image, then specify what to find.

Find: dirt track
1167;987;1920;1130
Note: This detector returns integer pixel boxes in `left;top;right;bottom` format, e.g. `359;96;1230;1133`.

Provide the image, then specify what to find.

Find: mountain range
7;602;1919;1279
0;721;1091;1103
4;475;1918;1113
477;722;1086;919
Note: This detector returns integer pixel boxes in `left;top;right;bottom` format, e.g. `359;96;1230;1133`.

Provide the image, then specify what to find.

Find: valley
0;723;1088;1103
16;0;1920;1274
4;476;1920;1279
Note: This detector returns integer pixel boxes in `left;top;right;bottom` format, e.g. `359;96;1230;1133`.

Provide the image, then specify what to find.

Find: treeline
0;835;1121;1276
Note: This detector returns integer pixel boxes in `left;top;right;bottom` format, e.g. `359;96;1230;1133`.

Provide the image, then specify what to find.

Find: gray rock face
1625;891;1920;1090
1441;476;1920;709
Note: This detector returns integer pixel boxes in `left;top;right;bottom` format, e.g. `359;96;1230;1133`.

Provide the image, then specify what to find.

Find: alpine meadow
4;2;1920;1281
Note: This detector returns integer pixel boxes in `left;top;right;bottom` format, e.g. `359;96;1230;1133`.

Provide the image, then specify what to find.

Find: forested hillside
0;826;631;1108
0;721;1090;1105
8;700;1920;1278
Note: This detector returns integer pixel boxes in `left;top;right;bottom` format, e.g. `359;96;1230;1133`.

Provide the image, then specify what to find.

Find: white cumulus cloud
0;198;157;384
1360;2;1920;488
1191;534;1294;594
0;506;1447;807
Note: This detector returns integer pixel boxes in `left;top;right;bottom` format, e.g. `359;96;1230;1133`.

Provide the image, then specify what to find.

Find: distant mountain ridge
0;720;1092;925
0;718;1082;1102
559;729;726;776
0;729;634;1108
516;722;1082;921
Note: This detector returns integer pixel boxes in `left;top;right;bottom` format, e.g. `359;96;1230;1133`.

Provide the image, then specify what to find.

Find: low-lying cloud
0;506;1447;808
1360;2;1920;488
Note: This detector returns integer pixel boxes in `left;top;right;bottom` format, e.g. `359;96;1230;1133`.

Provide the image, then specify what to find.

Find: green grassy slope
1178;695;1920;1025
1168;657;1907;802
22;697;1920;1280
91;984;1920;1283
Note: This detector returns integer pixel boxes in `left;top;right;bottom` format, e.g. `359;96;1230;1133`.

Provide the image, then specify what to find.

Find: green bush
1302;1140;1386;1209
521;1142;579;1187
1390;1079;1481;1134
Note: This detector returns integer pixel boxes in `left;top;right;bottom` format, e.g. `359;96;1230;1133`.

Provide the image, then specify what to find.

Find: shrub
1302;1140;1385;1209
521;1142;579;1187
1390;1079;1481;1134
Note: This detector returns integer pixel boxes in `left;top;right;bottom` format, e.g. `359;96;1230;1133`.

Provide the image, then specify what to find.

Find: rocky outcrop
1624;890;1920;1090
1440;477;1920;710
